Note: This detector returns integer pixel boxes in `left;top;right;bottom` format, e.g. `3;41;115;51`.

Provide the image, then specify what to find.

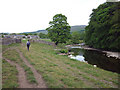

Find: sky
0;0;108;33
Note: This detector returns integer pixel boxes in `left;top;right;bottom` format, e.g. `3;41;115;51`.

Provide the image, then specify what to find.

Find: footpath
3;46;47;88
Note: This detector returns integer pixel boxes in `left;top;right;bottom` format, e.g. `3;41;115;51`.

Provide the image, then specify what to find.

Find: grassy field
19;41;119;88
2;40;119;88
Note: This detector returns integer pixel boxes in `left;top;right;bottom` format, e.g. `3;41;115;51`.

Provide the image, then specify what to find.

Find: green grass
2;60;19;88
20;42;119;88
2;43;20;52
3;46;37;86
40;39;52;42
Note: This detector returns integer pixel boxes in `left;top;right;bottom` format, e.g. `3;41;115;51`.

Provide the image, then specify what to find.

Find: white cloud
0;0;106;33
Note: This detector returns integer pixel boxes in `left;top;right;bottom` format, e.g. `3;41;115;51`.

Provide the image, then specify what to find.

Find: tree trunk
55;41;59;45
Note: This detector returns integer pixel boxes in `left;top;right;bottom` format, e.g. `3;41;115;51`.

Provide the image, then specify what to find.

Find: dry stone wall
30;39;55;46
2;38;21;45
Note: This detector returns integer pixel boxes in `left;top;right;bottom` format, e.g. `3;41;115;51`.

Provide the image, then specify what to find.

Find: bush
60;49;68;53
66;39;73;45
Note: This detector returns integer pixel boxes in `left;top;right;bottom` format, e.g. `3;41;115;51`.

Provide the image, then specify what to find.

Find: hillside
36;30;48;34
71;25;86;32
23;25;86;34
23;30;48;34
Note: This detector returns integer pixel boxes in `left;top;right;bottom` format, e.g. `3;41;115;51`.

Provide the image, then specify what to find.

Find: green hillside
23;30;48;34
71;25;86;33
23;25;86;34
36;30;48;34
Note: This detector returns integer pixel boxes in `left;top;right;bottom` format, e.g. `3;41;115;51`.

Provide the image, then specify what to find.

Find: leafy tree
1;33;8;35
46;14;71;45
28;33;33;35
71;31;85;44
10;33;16;35
85;2;120;51
39;33;47;39
2;34;4;38
22;33;28;36
33;33;37;35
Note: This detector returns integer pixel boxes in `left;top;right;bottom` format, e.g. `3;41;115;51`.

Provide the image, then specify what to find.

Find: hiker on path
26;40;30;51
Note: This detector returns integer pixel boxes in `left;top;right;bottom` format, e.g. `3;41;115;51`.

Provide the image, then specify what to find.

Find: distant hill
23;25;86;34
35;30;48;34
23;30;48;34
71;25;86;33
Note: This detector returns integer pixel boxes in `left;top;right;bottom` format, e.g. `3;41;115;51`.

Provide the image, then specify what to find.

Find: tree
10;33;16;35
46;14;71;45
33;33;37;35
22;33;28;36
85;2;120;51
71;31;85;44
28;33;33;35
39;33;47;39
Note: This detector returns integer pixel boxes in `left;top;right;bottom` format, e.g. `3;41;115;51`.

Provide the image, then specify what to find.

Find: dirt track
3;47;47;88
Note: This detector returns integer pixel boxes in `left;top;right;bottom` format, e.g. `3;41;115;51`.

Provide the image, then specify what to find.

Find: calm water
69;46;120;74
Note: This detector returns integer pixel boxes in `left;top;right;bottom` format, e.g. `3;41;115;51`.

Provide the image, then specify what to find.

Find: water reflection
69;55;85;62
69;48;120;74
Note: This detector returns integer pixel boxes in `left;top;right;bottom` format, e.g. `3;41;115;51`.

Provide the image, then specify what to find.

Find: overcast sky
0;0;107;33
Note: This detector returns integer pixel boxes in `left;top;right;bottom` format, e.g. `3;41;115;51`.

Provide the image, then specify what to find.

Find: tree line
85;2;120;51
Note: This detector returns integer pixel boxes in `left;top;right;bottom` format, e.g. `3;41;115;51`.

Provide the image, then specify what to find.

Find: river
68;46;120;74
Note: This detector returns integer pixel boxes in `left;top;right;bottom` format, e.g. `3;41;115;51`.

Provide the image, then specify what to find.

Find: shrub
60;49;68;53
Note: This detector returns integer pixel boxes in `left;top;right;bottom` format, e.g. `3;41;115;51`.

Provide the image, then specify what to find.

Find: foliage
10;33;16;35
66;39;73;45
85;2;120;51
22;33;37;36
2;34;4;38
22;33;28;36
0;33;8;35
39;33;48;39
71;31;85;44
46;14;71;45
59;49;68;53
33;33;37;35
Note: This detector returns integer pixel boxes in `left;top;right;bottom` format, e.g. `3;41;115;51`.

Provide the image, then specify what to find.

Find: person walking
26;40;30;51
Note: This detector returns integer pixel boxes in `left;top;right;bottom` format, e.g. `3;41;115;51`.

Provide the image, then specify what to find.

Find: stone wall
2;38;21;45
30;39;55;46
